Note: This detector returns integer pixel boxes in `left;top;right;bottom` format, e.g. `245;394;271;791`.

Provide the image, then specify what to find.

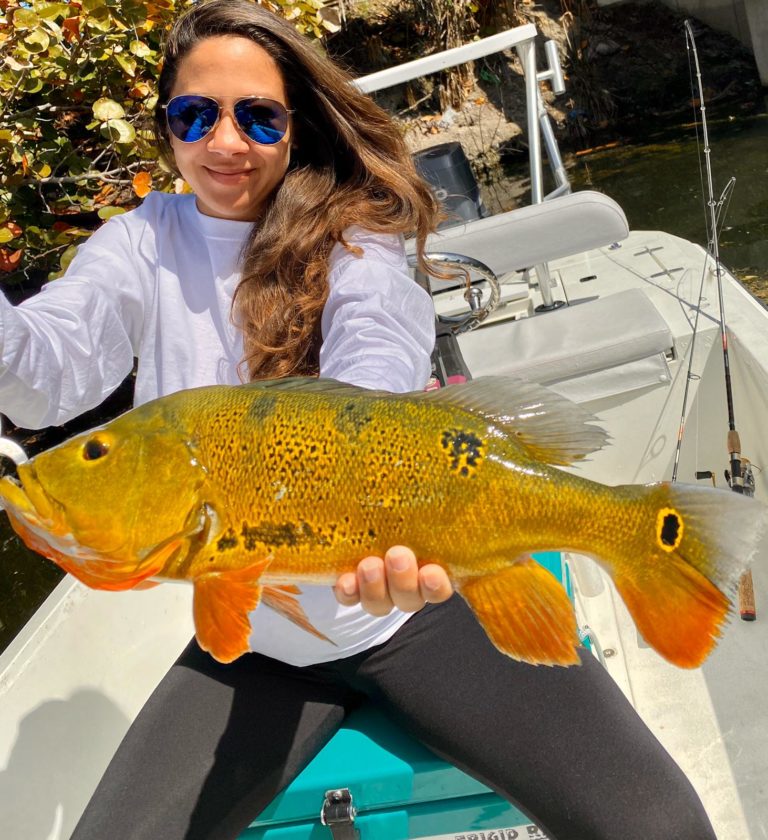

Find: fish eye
82;437;110;461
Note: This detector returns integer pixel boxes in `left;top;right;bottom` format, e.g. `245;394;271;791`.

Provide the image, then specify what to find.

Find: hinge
320;788;359;840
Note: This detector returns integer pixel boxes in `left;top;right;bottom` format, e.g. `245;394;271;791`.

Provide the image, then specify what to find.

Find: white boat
1;22;767;840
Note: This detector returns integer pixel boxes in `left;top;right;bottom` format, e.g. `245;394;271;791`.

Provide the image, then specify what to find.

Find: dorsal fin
242;376;608;466
419;377;608;465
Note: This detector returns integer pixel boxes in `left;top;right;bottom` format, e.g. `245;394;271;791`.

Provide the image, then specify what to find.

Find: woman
0;2;716;838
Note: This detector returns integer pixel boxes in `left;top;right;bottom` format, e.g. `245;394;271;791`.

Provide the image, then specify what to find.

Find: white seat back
407;190;629;276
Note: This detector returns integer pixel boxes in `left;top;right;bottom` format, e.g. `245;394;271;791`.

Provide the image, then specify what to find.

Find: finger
419;563;454;604
384;545;424;613
333;572;360;606
357;556;393;616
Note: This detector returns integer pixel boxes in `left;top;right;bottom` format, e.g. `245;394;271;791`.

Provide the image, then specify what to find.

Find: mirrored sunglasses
163;95;293;145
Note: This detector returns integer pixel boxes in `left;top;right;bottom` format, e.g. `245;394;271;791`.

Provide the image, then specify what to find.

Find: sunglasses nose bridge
206;107;251;150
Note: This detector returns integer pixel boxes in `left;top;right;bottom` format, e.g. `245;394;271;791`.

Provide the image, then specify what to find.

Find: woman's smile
204;166;254;184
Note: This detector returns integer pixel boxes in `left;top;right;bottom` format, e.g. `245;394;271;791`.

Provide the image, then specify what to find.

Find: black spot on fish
245;394;278;424
240;521;326;551
335;401;374;438
440;429;484;476
216;529;239;552
660;512;681;547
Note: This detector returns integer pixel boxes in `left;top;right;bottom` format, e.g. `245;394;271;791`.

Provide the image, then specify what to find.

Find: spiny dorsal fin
419;377;608;465
243;376;608;466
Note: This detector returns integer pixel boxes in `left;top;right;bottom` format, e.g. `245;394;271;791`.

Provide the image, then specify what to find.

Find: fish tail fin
458;558;581;666
608;483;765;668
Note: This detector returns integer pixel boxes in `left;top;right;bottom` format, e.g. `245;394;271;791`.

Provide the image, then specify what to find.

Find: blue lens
166;95;219;143
234;98;289;145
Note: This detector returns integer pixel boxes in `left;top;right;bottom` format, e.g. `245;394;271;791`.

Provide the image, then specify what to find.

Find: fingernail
361;561;380;583
388;552;409;572
423;574;442;592
340;578;356;596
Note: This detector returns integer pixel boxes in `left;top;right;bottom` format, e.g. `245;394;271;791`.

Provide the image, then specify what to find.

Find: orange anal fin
192;560;272;664
613;559;729;669
459;558;580;667
262;585;335;645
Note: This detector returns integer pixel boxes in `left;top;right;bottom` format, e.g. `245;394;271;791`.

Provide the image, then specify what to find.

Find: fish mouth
1;463;64;534
1;461;207;589
0;466;162;583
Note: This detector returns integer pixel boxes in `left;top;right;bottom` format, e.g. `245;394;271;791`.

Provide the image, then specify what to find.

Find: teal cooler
239;553;567;840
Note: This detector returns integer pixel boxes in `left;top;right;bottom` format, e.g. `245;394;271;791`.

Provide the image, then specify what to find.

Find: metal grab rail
409;252;501;335
354;22;570;205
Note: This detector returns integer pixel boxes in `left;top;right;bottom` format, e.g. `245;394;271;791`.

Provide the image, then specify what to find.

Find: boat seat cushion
458;288;673;403
407;190;629;275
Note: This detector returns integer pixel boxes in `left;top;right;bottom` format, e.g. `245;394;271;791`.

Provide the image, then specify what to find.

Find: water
483;105;768;297
0;107;766;656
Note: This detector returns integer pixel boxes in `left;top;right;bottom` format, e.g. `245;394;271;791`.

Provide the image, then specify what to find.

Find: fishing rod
678;19;756;620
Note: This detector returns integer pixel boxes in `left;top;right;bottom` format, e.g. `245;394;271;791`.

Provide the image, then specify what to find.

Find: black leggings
71;595;716;840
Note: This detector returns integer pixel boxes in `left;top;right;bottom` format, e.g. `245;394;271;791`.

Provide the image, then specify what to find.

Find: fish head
0;403;208;590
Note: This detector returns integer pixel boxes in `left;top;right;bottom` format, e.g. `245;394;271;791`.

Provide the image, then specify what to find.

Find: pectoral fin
193;560;272;663
459;558;581;666
262;585;336;645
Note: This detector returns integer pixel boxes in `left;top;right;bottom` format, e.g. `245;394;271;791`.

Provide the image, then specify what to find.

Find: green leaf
0;228;15;244
93;98;125;120
100;118;135;144
13;8;40;30
97;206;126;220
129;40;151;57
34;2;73;20
21;76;44;94
114;52;137;77
59;243;79;272
23;29;51;54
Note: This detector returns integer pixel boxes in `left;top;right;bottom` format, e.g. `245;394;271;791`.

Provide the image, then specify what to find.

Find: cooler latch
320;788;359;839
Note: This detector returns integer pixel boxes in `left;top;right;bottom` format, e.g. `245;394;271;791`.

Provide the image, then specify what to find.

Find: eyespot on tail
611;483;766;668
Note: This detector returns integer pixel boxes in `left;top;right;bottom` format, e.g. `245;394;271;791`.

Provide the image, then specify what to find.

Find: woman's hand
334;545;454;616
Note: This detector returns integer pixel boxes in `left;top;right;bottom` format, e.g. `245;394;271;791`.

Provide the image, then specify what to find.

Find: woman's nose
207;111;249;153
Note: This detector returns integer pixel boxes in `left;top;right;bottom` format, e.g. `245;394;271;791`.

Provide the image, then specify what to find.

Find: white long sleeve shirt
0;191;436;665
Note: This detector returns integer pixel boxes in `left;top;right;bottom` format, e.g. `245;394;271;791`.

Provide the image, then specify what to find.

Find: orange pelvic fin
459;558;581;666
193;559;271;663
613;562;729;669
262;585;336;645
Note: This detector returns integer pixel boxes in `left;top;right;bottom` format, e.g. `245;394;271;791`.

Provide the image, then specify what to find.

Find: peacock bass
0;377;763;667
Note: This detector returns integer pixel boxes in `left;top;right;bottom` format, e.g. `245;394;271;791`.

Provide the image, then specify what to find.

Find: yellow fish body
1;377;763;667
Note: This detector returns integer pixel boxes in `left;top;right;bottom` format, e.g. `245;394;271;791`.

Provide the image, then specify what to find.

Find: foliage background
0;0;342;296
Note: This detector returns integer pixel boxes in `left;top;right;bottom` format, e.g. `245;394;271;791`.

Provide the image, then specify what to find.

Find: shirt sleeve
319;231;435;393
0;215;147;429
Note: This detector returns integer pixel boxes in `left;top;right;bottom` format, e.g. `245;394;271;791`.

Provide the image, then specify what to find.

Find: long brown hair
155;0;441;380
